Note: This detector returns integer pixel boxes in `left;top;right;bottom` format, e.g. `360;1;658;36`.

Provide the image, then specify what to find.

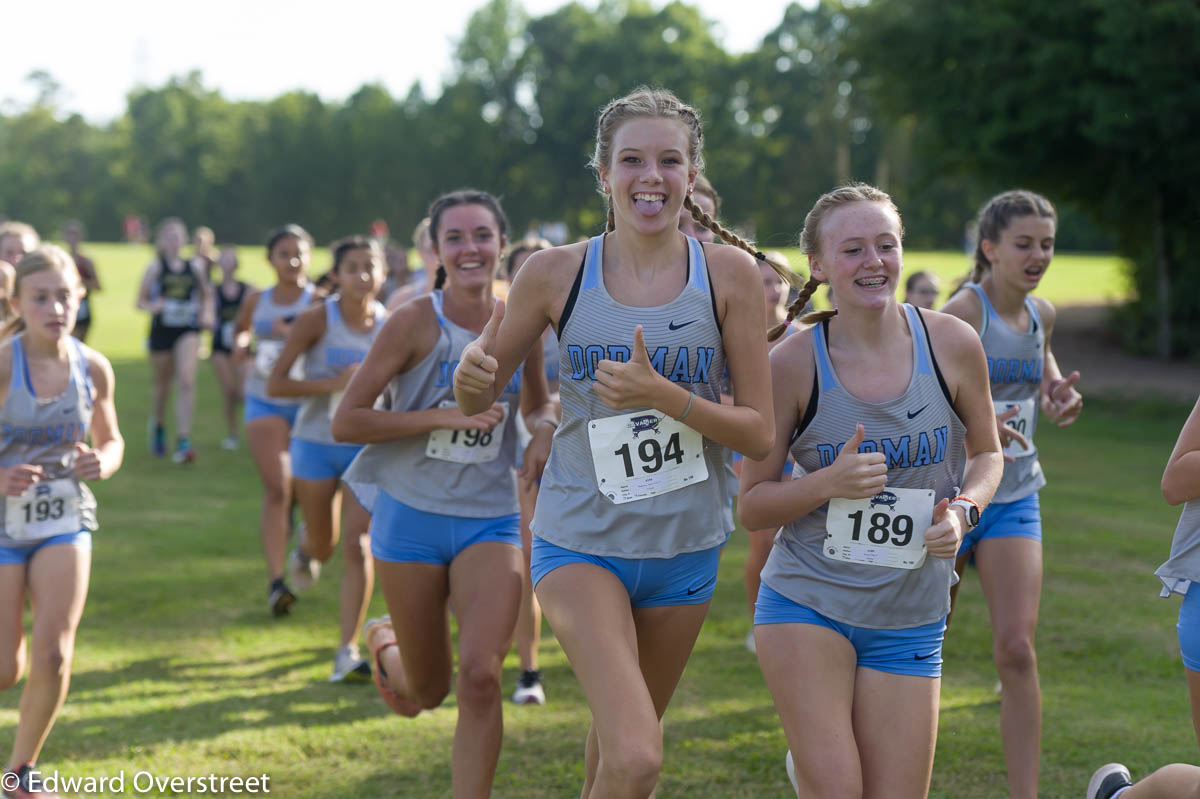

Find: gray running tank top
760;305;966;629
968;283;1046;504
1155;501;1200;596
0;335;97;541
245;284;316;402
350;290;522;517
529;234;733;557
293;297;386;445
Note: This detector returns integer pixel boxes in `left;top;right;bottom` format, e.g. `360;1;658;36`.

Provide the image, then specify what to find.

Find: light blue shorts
958;492;1042;555
290;438;363;481
530;535;724;608
0;531;92;566
369;491;520;566
754;583;946;678
245;395;299;426
1178;588;1200;672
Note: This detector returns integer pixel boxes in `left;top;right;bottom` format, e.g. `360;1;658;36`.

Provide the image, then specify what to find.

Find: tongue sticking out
634;197;665;216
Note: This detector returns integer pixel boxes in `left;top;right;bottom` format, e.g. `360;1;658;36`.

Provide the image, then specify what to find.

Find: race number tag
5;479;81;541
426;401;509;463
255;340;283;378
994;397;1037;458
824;487;935;570
588;410;708;505
161;298;195;327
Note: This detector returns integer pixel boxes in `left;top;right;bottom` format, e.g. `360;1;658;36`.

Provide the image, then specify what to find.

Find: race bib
588;410;708;505
994;397;1037;458
824;487;935;570
426;401;509;463
220;321;235;349
161;298;196;327
5;479;81;541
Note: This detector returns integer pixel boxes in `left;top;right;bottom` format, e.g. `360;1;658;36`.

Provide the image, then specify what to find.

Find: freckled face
810;201;903;311
601;117;696;235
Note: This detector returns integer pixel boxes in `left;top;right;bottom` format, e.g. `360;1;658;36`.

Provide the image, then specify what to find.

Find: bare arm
1164;396;1200;506
75;350;124;481
266;304;343;398
1035;299;1083;427
195;260;215;329
135;261;163;313
231;290;260;366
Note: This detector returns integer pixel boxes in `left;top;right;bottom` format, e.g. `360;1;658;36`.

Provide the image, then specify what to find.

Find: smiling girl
0;246;123;799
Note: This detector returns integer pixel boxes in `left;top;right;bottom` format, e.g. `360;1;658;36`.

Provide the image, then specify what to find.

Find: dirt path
1049;304;1199;404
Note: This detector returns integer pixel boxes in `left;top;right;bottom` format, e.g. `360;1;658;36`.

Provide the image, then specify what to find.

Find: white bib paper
254;341;304;381
220;321;235;349
994;397;1037;458
5;479;81;541
588;410;708;505
426;400;509;463
824;487;935;570
161;298;195;327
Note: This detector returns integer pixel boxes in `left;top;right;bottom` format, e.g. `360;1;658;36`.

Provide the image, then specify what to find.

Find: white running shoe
329;645;372;683
745;629;757;654
1086;763;1133;799
287;547;320;592
511;669;546;705
785;750;799;797
220;436;240;450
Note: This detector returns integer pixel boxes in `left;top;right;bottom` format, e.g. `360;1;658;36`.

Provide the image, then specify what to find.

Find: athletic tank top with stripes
350;290;522;518
0;335;97;542
529;234;733;558
292;297;386;445
245;284;316;402
760;305;966;629
968;283;1046;504
1155;502;1200;596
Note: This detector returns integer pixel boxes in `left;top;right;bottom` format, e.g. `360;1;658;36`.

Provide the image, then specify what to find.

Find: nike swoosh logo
686;576;716;596
1017;518;1039;525
668;320;697;331
913;651;937;661
906;405;929;419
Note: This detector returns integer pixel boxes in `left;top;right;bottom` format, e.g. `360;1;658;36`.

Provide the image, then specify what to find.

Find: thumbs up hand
923;497;963;559
821;423;887;500
593;325;664;411
454;299;505;400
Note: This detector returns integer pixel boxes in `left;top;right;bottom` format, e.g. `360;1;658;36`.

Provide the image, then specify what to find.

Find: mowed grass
1;242;1189;798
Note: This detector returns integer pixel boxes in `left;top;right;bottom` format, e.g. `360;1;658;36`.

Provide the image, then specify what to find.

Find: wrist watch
950;495;981;530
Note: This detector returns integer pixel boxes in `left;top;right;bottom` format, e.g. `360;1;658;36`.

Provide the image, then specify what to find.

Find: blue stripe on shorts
245;395;299;426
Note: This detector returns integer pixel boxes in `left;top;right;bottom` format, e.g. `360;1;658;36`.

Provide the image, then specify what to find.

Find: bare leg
370;559;453;707
338;491;372;650
209;352;243;440
246;416;293;581
149;351;174;431
294;477;339;563
171;332;200;439
514;474;541;673
6;543;90;770
1123;765;1200;799
743;528;774;619
0;563;27;692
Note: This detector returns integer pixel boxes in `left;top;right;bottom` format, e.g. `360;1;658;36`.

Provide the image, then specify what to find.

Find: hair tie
754;251;766;261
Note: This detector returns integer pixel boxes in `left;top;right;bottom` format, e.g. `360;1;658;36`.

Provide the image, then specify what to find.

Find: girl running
939;190;1082;799
1086;394;1200;798
209;247;252;451
738;184;1003;798
453;87;777;798
504;236;556;706
0;246;124;799
233;225;316;617
267;236;386;683
333;190;553;798
135;217;212;464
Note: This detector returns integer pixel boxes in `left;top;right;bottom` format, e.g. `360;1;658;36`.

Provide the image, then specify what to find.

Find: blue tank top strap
1025;296;1042;331
430;290;448;330
905;304;934;376
581;235;603;290
325;296;340;327
812;319;839;394
70;339;93;401
966;282;993;336
11;337;31;396
686;236;707;292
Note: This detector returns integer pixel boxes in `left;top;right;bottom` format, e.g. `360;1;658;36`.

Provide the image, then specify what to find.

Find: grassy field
1;243;1191;798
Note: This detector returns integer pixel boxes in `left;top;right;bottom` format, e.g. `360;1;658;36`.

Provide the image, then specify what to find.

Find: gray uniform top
761;305;966;629
349;290;523;518
967;283;1046;504
245;284;316;402
542;328;561;394
529;234;733;558
0;335;97;542
1155;501;1200;597
292;296;386;445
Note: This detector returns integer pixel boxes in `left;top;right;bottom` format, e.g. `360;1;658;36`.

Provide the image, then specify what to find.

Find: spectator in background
63;220;101;343
192;226;217;283
0;223;39;329
903;270;940;310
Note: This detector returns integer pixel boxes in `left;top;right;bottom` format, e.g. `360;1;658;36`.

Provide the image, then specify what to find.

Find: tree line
1;0;1196;356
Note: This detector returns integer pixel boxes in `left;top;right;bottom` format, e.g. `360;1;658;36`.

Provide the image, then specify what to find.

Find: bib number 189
844;509;913;547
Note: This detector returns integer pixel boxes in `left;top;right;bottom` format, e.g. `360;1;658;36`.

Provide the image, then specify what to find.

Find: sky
5;0;803;123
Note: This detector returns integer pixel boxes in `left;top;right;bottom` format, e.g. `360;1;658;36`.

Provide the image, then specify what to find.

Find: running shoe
268;579;296;617
172;437;195;464
785;750;799;796
287;547;320;592
745;628;757;654
1086;763;1133;799
511;669;546;705
219;436;240;451
362;615;421;716
2;763;60;798
149;422;166;458
329;645;372;683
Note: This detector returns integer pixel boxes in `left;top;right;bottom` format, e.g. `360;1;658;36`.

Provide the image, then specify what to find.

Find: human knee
0;652;23;689
455;655;501;709
408;671;451;710
600;734;663;792
993;632;1037;674
31;639;72;677
263;483;289;506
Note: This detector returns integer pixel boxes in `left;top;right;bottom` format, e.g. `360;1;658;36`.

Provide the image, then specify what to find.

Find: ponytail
606;204;616;233
434;265;447;290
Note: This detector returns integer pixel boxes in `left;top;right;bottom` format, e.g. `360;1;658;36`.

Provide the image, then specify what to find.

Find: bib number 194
588;410;708;505
613;433;684;477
